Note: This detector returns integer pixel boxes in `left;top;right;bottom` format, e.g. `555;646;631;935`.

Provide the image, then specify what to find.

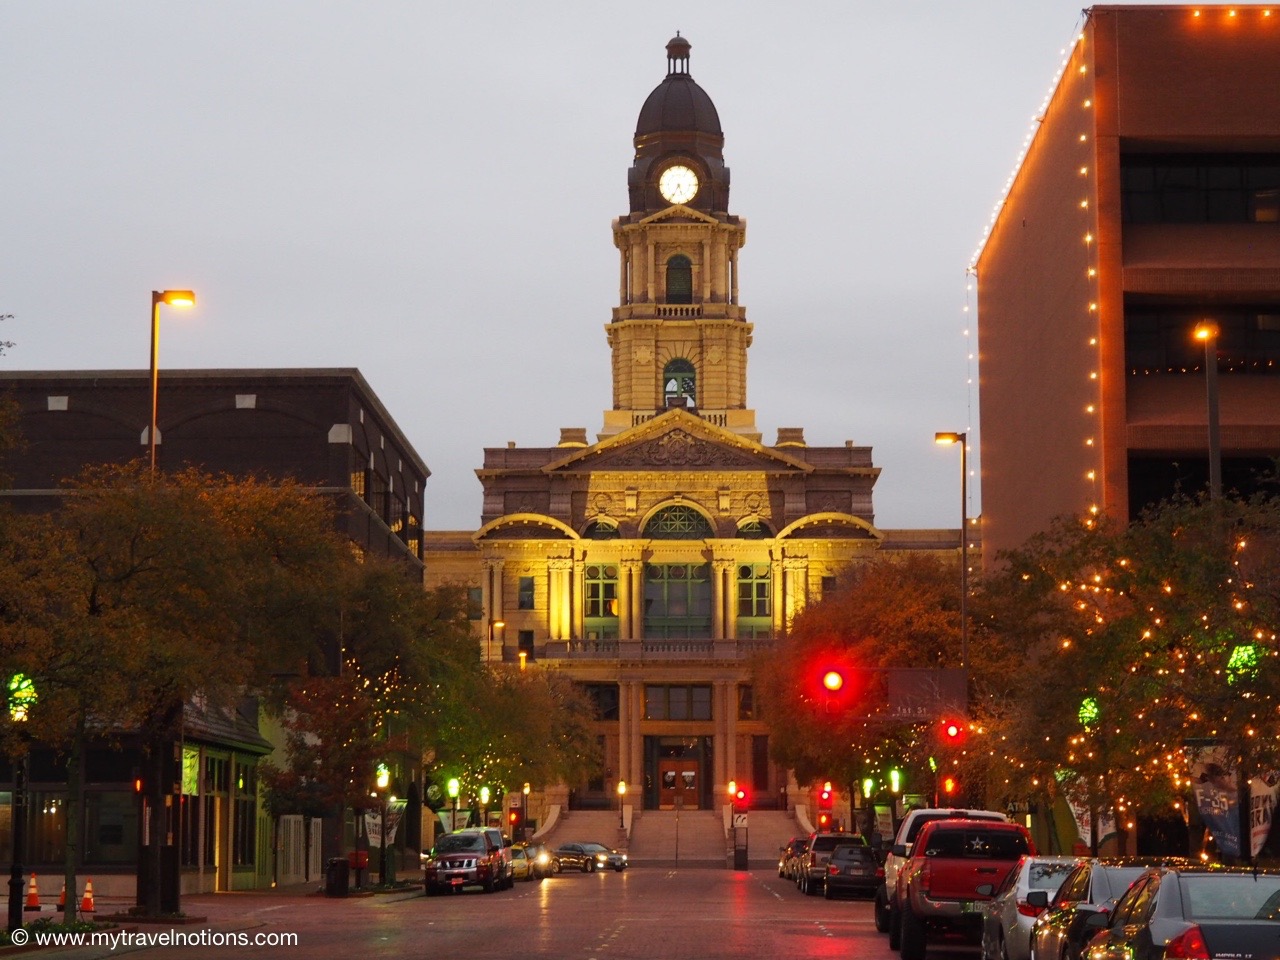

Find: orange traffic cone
58;883;66;910
79;878;95;914
24;873;40;911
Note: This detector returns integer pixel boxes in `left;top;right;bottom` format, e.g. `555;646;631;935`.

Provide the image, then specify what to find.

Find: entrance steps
627;809;726;865
536;810;628;851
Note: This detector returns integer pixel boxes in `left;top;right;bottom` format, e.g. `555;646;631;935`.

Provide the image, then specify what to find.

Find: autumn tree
0;461;349;915
756;553;974;811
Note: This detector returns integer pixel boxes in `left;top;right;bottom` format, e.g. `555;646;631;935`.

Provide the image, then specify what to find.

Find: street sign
732;813;748;829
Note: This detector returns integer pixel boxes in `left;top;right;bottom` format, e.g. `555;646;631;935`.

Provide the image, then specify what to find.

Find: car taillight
875;867;885;879
828;864;840;875
1016;900;1045;918
920;860;931;893
1164;926;1210;960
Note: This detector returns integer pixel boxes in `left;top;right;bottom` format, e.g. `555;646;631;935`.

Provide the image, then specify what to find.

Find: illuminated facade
977;5;1280;565
426;36;956;812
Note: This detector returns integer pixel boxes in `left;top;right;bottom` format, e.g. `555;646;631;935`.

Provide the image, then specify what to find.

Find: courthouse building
425;36;958;813
977;5;1280;564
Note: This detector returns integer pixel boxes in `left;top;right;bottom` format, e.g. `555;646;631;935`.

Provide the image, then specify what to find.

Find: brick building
0;367;427;897
977;4;1280;564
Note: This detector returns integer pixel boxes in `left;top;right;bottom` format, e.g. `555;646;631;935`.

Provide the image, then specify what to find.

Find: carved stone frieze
603;429;758;468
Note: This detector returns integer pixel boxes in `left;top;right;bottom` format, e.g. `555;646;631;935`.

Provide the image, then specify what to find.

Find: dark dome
635;33;721;137
635;76;722;137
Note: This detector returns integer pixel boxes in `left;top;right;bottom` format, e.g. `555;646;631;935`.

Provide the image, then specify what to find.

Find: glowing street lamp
934;431;969;670
149;290;196;473
617;780;627;830
447;777;460;832
487;619;505;664
374;763;391;885
1194;321;1222;500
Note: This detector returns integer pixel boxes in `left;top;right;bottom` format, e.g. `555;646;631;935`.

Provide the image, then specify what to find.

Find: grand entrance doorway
644;736;712;811
657;759;699;809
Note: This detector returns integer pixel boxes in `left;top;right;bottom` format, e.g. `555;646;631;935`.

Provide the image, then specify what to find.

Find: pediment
639;204;722;227
544;410;813;474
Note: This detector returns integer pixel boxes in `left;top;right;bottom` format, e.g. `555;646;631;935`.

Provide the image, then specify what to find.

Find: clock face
659;165;699;204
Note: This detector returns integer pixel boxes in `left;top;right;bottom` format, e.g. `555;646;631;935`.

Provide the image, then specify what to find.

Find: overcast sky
4;2;1143;532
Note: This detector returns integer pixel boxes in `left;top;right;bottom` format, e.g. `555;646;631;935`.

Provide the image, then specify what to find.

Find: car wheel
888;904;901;950
874;887;891;932
483;875;496;894
900;907;927;960
614;864;625;872
425;883;441;897
806;875;820;897
824;882;836;900
999;931;1011;960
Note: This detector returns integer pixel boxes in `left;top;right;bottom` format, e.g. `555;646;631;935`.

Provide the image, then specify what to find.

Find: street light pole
149;290;195;474
487;619;505;664
617;780;627;831
1195;321;1222;501
934;432;969;670
7;674;36;936
375;764;390;886
447;777;460;832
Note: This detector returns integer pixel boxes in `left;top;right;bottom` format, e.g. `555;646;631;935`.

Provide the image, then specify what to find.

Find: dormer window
663;359;696;409
665;254;693;304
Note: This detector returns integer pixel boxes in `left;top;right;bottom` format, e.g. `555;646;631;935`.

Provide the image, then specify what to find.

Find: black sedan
1029;856;1190;960
553;842;601;873
822;843;881;900
1083;864;1280;960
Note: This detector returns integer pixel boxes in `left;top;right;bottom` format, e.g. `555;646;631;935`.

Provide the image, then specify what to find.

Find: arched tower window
666;254;693;304
663;359;696;409
644;504;713;539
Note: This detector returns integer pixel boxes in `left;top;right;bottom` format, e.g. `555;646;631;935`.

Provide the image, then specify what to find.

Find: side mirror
1027;889;1049;908
976;883;994;897
892;844;908;857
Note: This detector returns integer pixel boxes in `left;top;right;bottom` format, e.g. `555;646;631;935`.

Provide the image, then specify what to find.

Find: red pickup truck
890;818;1035;960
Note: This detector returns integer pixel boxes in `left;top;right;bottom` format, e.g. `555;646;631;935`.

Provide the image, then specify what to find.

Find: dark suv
424;828;511;894
798;832;867;896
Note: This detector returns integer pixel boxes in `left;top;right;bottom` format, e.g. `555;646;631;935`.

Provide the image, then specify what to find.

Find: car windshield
1099;866;1152;899
1181;874;1280;920
904;812;1003;844
583;843;610;853
813;836;861;852
435;834;484;853
922;829;1029;859
1029;861;1079;890
832;845;874;863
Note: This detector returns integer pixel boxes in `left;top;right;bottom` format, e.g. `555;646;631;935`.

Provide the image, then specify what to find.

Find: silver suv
798;832;866;896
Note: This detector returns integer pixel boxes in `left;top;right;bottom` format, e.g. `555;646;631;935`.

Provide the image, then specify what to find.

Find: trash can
325;857;350;897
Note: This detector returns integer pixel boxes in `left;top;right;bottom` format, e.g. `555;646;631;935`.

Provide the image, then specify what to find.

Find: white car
980;855;1080;960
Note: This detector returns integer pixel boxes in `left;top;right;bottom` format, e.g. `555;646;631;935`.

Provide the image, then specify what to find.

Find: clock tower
602;34;756;440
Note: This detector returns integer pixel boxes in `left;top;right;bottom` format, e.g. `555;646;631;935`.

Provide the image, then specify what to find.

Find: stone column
573;551;585;641
617;561;633;640
548;559;573;641
711;559;730;639
646;242;655;303
618;682;631;787
630;680;644;802
483;558;505;660
783;556;809;631
724;680;738;790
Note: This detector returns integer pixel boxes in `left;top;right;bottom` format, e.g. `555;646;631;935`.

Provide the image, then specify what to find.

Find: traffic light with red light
941;774;958;797
732;786;749;814
509;808;521;831
940;718;967;745
817;781;834;831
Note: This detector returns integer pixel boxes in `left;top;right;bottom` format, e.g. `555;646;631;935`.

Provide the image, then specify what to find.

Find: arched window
583;520;620;540
663;359;696;409
736;519;772;539
644;504;713;539
666;254;693;304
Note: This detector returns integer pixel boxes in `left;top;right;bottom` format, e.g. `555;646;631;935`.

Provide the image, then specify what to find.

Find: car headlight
597;854;607;862
536;852;550;865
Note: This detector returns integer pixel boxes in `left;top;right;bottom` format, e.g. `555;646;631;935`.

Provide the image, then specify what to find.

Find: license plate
959;901;978;914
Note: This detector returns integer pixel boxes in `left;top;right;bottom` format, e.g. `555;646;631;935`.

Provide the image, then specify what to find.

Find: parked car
876;807;1009;933
779;836;808;880
798;832;867;896
980;855;1079;960
1028;856;1192;960
553;841;602;873
423;828;510;895
582;841;628;871
1082;864;1280;960
892;818;1035;959
822;842;882;900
